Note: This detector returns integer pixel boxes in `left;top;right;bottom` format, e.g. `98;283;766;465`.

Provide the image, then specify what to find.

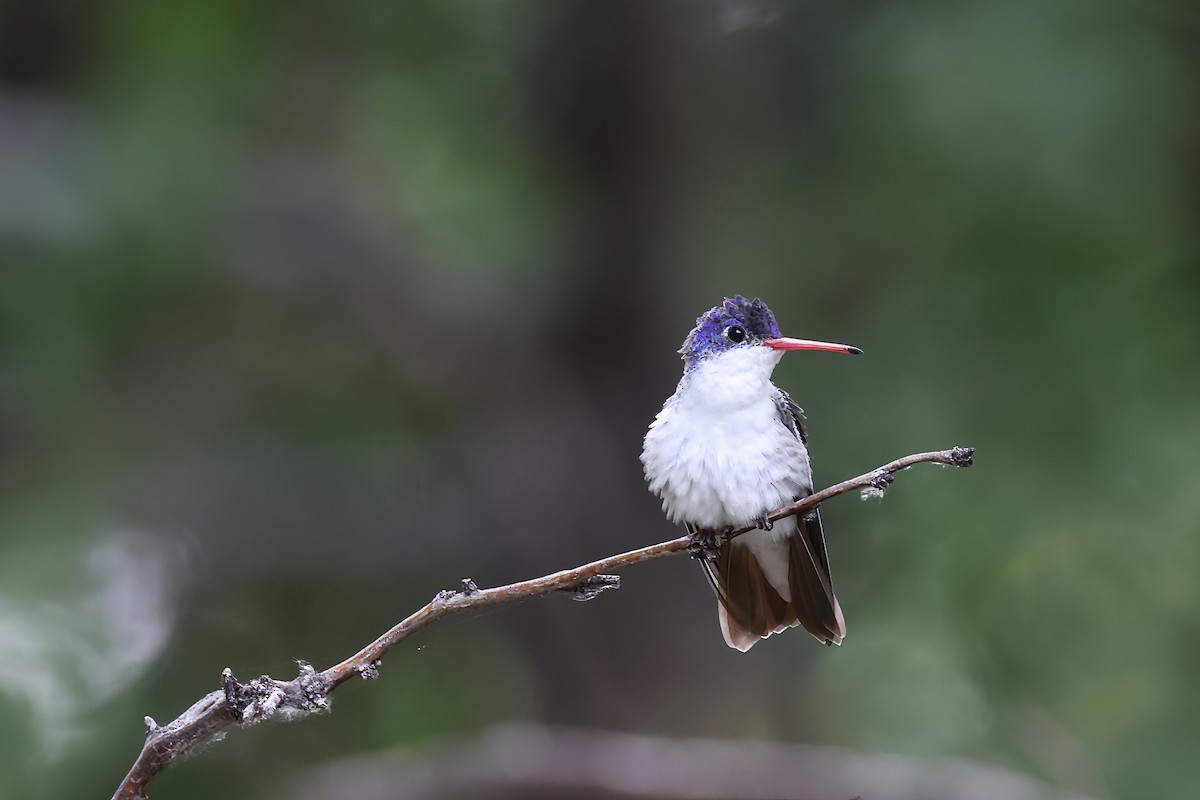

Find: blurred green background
1;1;1197;798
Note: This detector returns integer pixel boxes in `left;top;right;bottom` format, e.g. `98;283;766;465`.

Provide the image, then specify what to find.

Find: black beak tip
847;346;863;355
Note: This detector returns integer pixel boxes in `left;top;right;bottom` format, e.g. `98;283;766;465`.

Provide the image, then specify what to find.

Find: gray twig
111;446;973;800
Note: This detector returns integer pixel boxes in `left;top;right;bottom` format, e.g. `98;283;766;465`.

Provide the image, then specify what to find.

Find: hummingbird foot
753;514;774;531
685;525;721;561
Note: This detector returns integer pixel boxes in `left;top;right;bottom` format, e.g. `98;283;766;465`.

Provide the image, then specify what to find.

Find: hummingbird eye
725;324;747;344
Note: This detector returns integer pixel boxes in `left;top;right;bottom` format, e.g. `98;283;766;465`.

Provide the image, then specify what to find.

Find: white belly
641;385;812;530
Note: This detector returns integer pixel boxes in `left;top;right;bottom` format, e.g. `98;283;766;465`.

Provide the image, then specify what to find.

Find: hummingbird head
680;296;861;372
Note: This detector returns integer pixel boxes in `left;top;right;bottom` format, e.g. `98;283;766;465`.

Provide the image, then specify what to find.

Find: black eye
725;325;746;343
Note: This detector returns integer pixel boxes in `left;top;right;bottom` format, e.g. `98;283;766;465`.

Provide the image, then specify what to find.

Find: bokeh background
1;1;1197;798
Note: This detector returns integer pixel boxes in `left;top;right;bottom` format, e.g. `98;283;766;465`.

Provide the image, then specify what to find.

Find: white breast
640;346;813;531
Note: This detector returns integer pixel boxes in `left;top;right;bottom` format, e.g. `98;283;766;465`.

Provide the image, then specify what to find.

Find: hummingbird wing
774;390;845;644
773;389;835;580
787;509;845;644
774;388;808;444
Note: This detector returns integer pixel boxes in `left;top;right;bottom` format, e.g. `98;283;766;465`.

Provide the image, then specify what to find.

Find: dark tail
702;511;845;650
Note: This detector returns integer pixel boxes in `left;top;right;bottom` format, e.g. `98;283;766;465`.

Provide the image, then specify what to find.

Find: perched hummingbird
641;296;861;651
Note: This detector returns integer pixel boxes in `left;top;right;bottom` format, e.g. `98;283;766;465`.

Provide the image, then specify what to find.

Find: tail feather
717;603;760;652
701;510;845;650
721;540;794;635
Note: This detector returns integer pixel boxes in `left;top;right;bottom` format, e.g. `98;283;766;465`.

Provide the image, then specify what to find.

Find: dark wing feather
776;388;845;643
773;388;807;444
773;388;835;579
799;509;833;592
788;511;845;643
691;523;731;607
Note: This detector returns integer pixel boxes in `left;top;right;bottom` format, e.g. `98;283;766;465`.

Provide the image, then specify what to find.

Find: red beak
764;337;862;355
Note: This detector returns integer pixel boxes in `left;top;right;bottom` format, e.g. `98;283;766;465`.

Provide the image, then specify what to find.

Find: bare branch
730;445;975;538
111;446;973;800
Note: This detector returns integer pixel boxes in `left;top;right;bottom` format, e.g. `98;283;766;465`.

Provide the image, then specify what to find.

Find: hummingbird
641;296;861;651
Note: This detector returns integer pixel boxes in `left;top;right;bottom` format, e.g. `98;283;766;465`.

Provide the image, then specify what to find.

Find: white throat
677;346;784;413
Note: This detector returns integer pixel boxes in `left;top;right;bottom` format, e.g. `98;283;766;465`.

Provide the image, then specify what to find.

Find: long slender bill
764;337;862;355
